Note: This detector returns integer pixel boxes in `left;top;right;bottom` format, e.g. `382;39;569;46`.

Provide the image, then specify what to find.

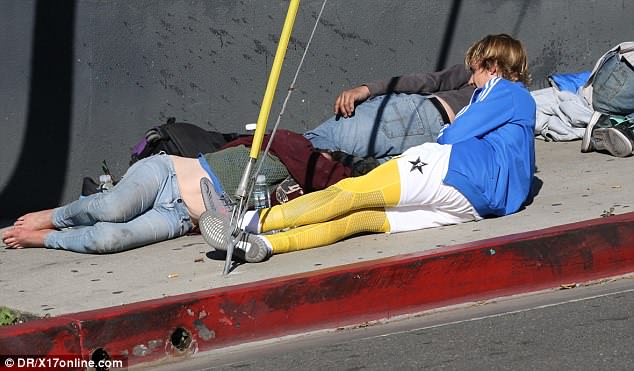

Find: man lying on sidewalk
199;34;538;263
303;63;474;163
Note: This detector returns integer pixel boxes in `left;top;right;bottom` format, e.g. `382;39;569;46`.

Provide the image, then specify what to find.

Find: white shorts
386;143;481;233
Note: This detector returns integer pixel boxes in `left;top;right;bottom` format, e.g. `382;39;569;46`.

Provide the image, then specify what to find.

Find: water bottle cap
256;174;266;183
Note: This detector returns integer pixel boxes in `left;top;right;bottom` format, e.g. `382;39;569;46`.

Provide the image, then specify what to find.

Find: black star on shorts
409;157;427;174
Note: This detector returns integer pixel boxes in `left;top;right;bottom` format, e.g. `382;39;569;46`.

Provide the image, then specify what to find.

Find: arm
364;64;471;97
333;64;471;118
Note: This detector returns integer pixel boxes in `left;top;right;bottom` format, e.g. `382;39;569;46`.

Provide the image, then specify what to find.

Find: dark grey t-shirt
364;64;474;116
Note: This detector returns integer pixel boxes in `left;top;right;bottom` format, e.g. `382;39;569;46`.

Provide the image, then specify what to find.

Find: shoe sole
581;111;601;153
200;178;216;212
199;211;232;251
200;178;232;216
199;211;271;262
593;128;633;157
233;234;271;263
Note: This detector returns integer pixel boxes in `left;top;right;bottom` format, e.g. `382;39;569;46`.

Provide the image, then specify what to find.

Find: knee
304;118;340;148
82;225;134;254
87;193;132;223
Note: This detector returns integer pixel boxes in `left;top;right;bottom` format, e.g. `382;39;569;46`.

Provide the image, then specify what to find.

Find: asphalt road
149;275;634;371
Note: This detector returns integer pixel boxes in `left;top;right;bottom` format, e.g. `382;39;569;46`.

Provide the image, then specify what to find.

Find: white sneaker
234;234;272;263
581;111;605;153
592;126;634;157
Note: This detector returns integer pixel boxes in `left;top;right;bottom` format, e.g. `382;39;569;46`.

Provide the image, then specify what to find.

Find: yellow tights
257;160;401;254
264;209;389;254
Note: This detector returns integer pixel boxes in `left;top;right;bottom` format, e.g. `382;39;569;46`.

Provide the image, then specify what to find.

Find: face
468;63;497;88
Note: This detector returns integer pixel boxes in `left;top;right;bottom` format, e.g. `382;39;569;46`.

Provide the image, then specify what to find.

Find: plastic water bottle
252;174;271;210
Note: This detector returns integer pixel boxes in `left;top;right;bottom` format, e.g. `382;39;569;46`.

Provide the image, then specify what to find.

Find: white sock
240;210;261;233
236;234;272;254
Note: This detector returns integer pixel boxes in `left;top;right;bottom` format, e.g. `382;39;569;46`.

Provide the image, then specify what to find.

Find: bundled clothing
206;129;355;206
221;130;352;193
534;41;634;141
532;85;592;142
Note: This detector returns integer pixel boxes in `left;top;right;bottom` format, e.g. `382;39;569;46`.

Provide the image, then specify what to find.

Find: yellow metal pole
228;0;301;275
235;0;300;201
249;0;300;158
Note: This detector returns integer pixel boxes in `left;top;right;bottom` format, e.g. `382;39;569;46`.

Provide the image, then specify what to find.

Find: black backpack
130;117;241;165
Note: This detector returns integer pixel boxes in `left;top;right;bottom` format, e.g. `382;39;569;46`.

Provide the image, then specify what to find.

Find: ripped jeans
45;154;193;253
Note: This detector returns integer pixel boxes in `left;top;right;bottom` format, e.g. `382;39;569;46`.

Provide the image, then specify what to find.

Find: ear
487;62;499;77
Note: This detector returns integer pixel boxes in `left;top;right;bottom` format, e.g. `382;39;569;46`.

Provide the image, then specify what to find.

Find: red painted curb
2;212;634;368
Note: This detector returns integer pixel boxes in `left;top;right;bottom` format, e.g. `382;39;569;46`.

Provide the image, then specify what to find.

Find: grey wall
1;0;633;224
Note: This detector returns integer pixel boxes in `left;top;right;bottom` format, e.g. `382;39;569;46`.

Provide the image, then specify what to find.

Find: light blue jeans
45;154;193;253
592;51;634;116
303;93;444;162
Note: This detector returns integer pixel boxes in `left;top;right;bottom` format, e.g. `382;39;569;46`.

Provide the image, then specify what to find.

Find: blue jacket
437;77;536;217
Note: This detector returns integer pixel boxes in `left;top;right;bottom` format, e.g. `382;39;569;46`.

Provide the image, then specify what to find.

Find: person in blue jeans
582;42;634;116
580;42;634;157
2;154;207;253
1;143;336;253
304;64;475;163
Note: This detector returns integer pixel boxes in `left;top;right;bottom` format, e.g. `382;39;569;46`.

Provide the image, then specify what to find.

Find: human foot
13;209;55;230
2;227;52;248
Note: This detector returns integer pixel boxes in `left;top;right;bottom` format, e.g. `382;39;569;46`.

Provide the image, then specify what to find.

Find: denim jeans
592;51;634;116
45;154;193;253
303;93;444;162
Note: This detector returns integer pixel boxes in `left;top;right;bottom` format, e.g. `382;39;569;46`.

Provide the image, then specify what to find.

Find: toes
2;228;14;239
4;237;19;248
2;229;19;247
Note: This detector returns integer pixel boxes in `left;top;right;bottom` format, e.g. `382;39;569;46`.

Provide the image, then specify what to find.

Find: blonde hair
465;34;530;85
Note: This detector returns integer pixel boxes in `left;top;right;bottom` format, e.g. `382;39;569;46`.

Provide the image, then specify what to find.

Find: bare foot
2;227;53;248
13;209;55;230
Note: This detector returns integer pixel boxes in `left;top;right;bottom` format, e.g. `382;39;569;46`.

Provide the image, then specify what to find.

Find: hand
333;85;371;118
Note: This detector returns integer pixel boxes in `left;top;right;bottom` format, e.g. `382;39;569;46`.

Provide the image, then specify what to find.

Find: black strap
428;96;451;124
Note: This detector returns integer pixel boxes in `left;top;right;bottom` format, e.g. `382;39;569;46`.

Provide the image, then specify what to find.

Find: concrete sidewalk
1;140;632;317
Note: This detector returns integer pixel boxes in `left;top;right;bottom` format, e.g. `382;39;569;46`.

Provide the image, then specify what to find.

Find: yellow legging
258;160;401;254
265;208;389;254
